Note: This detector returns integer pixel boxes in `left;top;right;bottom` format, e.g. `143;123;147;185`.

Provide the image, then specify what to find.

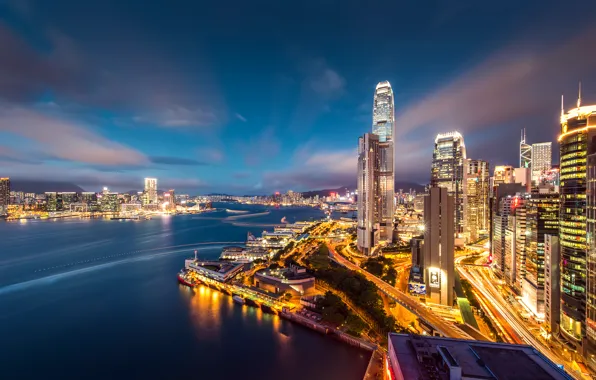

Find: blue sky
0;0;595;194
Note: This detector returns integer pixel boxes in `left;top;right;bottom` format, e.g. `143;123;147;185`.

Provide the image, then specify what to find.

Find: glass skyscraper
431;132;466;236
372;81;395;242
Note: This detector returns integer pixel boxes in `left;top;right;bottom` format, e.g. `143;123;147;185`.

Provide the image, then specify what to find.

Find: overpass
326;244;473;340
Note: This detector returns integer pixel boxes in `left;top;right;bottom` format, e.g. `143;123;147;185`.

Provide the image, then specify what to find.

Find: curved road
327;244;470;339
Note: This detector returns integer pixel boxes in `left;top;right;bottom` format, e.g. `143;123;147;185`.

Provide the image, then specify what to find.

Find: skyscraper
558;98;596;352
431;132;466;236
144;178;158;205
532;142;552;183
0;177;10;210
423;186;455;306
493;165;514;185
372;81;395;242
357;133;380;255
520;128;532;169
464;159;490;242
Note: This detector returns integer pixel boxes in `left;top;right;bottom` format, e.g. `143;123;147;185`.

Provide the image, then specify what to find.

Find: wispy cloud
240;127;280;166
235;113;247;122
0;104;148;166
133;107;219;128
304;58;346;97
149;156;208;166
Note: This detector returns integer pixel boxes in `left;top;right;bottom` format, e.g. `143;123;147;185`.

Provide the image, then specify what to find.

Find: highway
455;254;583;378
327;244;471;340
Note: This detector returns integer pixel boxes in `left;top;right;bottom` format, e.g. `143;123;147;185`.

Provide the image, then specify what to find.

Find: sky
1;0;596;194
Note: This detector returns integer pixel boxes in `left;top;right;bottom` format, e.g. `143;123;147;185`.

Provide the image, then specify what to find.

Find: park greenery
460;279;502;342
316;292;368;336
363;256;398;286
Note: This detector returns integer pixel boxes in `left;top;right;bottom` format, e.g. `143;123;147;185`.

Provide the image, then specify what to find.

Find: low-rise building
254;265;315;296
185;260;244;283
387;333;571;380
219;246;270;263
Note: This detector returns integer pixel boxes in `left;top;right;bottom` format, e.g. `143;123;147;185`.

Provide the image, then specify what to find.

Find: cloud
235;113;247;122
197;147;225;163
133;106;219;128
261;147;357;192
0;104;148;166
304;58;346;97
233;171;251;179
149;156;208;166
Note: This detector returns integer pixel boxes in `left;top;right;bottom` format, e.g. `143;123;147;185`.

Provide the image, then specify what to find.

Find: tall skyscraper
423;187;455;306
558;97;596;352
0;177;10;211
357;133;380;255
544;234;560;336
464;159;490;242
532;142;552;183
520;128;532;169
144;178;158;205
372;81;395;242
431;132;466;236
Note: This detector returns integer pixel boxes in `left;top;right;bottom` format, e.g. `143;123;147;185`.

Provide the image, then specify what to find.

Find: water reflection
188;285;222;339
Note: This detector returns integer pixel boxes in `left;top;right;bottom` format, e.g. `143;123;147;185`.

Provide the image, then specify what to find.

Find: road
455;254;584;378
327;244;470;339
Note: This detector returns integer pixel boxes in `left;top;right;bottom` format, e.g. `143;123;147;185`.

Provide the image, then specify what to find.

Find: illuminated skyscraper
493;165;514;185
357;133;380;255
520;128;532;169
143;178;158;205
464;159;490;242
431;132;466;236
0;177;10;212
532;142;552;183
372;81;395;242
558;93;596;353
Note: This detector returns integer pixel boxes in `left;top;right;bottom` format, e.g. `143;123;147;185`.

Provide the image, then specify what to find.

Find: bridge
327;244;473;340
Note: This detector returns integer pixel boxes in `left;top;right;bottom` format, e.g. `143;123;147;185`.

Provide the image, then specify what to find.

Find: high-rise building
558;99;596;350
357;133;380;255
372;81;395;242
493;165;514;185
0;177;10;213
423;187;454;306
164;189;176;211
520;128;532;169
532;142;552;183
544;234;560;336
521;193;559;318
431;132;466;237
143;178;158;205
513;199;528;291
45;192;57;212
464;159;490;242
513;167;531;192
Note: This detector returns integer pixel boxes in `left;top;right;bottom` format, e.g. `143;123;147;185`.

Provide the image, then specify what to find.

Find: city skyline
0;1;595;194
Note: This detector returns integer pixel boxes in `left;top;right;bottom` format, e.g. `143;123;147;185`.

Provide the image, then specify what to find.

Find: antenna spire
561;94;564;118
578;81;582;109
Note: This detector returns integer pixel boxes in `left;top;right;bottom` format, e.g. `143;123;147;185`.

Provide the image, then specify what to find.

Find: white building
357;133;380;255
531;142;552;183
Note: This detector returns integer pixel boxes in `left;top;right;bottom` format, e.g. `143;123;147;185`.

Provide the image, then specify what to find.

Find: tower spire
561;94;564;118
578;81;582;109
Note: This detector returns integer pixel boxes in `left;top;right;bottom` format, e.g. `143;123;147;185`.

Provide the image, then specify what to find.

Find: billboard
408;282;426;295
429;268;440;288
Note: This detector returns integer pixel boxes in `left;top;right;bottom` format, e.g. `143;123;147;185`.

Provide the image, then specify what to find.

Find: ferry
177;271;194;287
232;295;245;304
261;304;278;315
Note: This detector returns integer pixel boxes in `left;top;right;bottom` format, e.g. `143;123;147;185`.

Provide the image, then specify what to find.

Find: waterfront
0;204;369;379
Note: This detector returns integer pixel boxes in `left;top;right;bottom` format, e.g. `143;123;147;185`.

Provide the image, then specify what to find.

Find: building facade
143;178;158;206
464;159;490;242
493;165;514;185
423;187;455;306
357;133;380;255
520;128;532;169
558;104;596;350
0;177;10;214
544;234;560;336
532;142;552;183
431;132;466;237
372;81;395;242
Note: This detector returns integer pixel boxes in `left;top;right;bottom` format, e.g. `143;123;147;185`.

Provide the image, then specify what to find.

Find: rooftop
388;334;571;380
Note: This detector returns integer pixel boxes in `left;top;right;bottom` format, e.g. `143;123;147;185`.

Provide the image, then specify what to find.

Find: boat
232;295;245;304
177;271;194;287
261;304;278;315
244;298;260;307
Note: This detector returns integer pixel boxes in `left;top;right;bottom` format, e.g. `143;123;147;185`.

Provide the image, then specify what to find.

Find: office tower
164;189;176;211
513;199;528;291
558;96;595;349
490;184;526;277
513;167;531;192
357;133;381;255
100;192;119;212
521;194;559;318
431;132;466;237
532;142;552;183
372;81;395;242
423;187;454;306
0;177;10;213
587;152;596;367
144;178;158;205
544;234;560;336
45;192;57;212
81;192;99;212
58;192;78;211
493;165;514;185
500;195;526;286
464;159;490;242
520;128;532;169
